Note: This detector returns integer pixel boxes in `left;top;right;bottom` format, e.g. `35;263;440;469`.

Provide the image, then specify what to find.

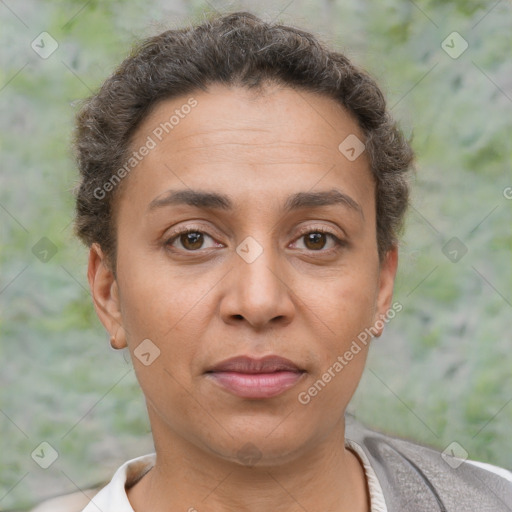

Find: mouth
205;355;306;399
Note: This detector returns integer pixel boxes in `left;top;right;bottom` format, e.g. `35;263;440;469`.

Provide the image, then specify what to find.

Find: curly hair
73;10;414;269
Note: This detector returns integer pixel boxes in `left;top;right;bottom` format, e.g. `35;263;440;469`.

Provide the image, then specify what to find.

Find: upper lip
206;355;304;374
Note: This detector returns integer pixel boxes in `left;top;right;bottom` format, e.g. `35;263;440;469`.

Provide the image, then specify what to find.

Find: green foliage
1;0;510;509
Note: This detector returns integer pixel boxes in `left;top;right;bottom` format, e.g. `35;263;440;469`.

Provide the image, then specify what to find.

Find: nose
219;235;295;330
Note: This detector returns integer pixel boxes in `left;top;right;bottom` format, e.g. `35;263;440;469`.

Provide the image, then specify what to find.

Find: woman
68;11;512;512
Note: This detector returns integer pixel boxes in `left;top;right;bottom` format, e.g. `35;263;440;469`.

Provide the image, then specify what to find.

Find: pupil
306;233;325;250
179;232;326;251
183;232;203;249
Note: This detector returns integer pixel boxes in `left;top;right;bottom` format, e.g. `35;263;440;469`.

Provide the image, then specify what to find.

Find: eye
165;225;345;254
291;227;345;252
165;228;220;251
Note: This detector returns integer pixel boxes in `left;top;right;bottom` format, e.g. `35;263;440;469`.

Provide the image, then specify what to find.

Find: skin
88;83;398;512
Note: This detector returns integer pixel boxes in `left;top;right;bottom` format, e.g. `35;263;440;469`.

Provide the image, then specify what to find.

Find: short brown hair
73;11;414;268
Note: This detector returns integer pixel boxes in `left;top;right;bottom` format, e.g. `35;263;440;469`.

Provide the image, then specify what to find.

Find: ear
372;245;399;337
87;243;127;349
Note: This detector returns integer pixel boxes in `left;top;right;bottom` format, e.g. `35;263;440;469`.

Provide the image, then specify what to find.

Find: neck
127;412;369;512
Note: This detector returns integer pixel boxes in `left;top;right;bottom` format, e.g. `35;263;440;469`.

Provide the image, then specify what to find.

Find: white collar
82;438;390;511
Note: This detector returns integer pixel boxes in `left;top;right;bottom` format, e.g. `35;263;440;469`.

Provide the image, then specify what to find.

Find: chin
204;421;318;468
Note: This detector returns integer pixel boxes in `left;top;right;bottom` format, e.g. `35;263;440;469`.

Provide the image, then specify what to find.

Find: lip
205;355;306;399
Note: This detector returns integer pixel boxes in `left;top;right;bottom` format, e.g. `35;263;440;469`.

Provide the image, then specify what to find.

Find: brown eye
180;231;204;250
303;232;328;250
292;228;343;252
166;229;218;251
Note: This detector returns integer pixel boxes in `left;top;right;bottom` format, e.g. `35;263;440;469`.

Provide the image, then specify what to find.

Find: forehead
125;83;373;212
135;83;364;156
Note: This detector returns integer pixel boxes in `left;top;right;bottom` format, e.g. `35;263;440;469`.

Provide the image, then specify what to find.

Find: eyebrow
148;188;363;218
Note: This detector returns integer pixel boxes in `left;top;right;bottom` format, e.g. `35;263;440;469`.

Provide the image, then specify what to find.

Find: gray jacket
345;414;512;511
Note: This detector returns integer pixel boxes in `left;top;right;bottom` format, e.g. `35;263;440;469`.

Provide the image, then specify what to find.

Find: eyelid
165;222;346;253
290;224;346;252
166;224;214;238
294;224;343;238
165;224;222;249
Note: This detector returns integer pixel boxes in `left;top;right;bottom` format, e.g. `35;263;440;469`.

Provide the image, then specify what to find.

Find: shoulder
465;458;512;483
29;486;102;512
29;454;156;512
80;453;156;511
345;413;512;511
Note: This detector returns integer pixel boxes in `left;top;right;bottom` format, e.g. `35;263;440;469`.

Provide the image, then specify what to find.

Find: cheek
310;267;380;342
117;245;206;336
301;266;378;386
114;251;207;381
295;277;375;418
117;270;209;425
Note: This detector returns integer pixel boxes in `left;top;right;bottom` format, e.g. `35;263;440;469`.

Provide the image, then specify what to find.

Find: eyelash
293;226;345;252
164;225;346;253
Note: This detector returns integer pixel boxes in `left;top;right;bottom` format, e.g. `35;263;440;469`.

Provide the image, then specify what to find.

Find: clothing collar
82;437;388;511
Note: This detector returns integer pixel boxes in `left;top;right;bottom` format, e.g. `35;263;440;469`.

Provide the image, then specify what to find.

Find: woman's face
89;83;397;465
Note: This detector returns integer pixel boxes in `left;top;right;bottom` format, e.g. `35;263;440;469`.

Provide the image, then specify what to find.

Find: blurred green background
1;0;511;509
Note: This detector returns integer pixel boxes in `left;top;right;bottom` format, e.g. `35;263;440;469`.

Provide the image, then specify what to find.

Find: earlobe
87;244;127;349
372;246;399;338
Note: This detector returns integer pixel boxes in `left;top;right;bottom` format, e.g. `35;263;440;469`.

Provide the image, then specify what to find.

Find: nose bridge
223;230;294;327
236;232;282;297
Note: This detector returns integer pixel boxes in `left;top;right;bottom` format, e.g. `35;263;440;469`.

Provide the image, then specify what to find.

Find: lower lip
207;371;305;399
